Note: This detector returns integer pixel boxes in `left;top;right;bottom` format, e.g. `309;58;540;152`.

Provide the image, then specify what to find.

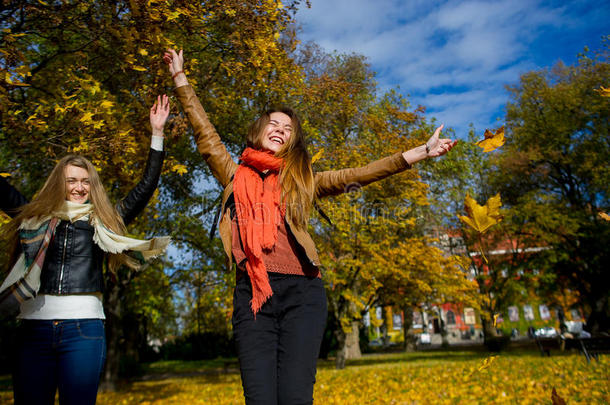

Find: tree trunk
481;316;497;340
345;321;361;359
402;307;417;352
334;325;347;370
438;310;449;348
334;321;361;369
100;281;122;391
586;295;610;335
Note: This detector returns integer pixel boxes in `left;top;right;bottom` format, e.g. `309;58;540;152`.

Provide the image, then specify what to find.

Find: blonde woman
165;49;455;405
0;95;171;405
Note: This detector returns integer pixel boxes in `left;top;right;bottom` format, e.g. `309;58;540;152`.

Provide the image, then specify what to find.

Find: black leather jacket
0;148;165;294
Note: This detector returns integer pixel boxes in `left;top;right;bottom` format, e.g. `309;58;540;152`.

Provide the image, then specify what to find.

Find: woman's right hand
163;49;188;86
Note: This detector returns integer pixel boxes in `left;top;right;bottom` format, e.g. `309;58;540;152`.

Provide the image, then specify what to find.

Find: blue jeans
13;319;106;405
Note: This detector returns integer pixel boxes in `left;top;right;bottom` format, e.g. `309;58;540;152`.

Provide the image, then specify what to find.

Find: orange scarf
234;147;285;315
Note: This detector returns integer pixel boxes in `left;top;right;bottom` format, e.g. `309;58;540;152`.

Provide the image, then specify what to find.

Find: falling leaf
458;194;503;234
311;148;324;164
0;173;11;178
595;86;610;97
493;313;499;328
467;355;498;377
598;212;610;221
477;355;498;371
171;163;188;175
551;387;567;405
476;126;505;152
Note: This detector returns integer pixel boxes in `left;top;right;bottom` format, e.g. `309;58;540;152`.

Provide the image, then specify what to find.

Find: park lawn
0;350;608;404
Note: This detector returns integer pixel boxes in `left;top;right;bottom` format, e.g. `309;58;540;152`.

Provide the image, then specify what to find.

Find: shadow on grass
317;345;582;370
317;350;486;370
141;358;239;375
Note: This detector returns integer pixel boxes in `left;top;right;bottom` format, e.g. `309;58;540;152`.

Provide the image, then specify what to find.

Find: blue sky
295;0;609;137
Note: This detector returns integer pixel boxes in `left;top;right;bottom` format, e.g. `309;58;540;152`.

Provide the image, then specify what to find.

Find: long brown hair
4;155;128;272
246;107;314;229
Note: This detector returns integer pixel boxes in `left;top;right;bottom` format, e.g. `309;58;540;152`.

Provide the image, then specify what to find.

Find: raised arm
0;176;29;218
315;152;410;198
164;49;237;187
315;124;456;198
116;95;168;225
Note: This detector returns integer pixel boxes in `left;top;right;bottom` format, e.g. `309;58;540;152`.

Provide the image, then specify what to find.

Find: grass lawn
0;349;608;404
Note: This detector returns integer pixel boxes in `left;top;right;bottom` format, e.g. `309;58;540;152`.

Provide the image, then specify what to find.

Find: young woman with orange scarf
164;49;456;405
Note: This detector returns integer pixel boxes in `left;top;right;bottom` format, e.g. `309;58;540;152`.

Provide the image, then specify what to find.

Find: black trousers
232;272;327;405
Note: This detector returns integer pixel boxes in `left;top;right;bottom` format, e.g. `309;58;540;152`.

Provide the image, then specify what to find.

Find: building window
446;310;456;325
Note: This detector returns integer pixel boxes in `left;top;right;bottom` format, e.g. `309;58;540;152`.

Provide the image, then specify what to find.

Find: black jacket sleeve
116;148;165;226
0;176;29;218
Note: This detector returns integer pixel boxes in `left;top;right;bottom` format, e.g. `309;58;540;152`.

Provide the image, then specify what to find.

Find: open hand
425;124;457;157
150;95;170;134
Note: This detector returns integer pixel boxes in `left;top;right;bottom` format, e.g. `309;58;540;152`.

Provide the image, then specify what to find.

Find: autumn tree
421;130;551;342
0;0;306;388
295;45;476;367
497;45;610;333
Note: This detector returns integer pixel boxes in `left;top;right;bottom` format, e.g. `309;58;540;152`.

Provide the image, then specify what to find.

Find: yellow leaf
90;83;101;95
595;86;610;97
598;212;610;221
458;193;502;234
80;112;94;124
0;173;11;177
311;148;324;164
132;65;147;72
166;10;181;21
171;164;188;175
465;355;498;377
100;100;114;109
11;81;31;87
493;313;499;327
138;49;148;56
476;126;505;152
477;355;498;372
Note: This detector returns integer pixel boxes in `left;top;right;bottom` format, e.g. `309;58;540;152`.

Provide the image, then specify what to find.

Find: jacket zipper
58;222;69;294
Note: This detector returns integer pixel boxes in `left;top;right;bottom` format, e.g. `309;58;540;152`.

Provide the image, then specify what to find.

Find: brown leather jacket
175;85;411;268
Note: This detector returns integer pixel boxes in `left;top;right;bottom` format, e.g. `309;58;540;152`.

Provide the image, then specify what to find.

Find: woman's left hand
425;124;457;157
150;94;170;136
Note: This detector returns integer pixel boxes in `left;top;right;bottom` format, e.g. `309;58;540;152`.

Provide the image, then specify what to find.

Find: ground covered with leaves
0;350;607;404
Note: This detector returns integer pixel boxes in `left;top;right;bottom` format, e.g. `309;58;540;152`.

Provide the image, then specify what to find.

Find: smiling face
260;112;293;154
64;164;90;203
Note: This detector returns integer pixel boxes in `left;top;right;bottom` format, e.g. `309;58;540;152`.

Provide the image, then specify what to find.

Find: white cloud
295;0;607;135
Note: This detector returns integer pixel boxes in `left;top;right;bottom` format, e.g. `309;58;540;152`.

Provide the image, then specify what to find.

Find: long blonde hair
4;155;128;273
246;107;314;229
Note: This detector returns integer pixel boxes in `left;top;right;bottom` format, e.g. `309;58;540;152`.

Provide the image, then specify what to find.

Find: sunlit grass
0;350;608;404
